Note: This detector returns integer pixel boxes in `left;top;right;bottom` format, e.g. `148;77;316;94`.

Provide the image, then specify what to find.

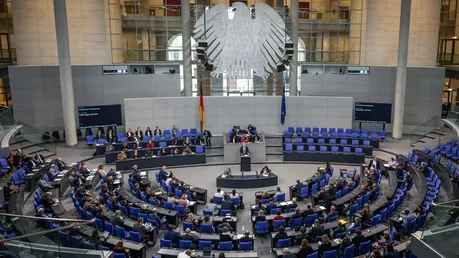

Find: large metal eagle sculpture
193;2;293;80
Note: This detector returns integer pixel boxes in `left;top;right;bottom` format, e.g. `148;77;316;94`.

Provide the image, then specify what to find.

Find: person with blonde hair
318;234;332;256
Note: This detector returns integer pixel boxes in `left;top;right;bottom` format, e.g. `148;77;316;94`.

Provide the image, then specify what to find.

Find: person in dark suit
106;129;115;143
110;210;124;227
3;182;17;202
303;205;315;216
309;220;324;239
39;192;56;212
154;126;162;136
135;127;143;140
219;226;233;242
240;142;250;155
294;179;304;197
255;210;266;222
221;196;235;215
158;166;169;182
95;129;105;141
239;231;252;242
318;235;332;256
368;156;380;171
328;183;337;199
274;226;289;246
296;239;315;258
164;226;181;246
145;127;152;137
352;229;366;254
133;218;149;242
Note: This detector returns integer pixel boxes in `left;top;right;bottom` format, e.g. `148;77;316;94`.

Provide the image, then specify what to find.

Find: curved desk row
116;154;206;170
431;162;459;200
106;145;204;163
407;164;427;212
25;160;53;192
157;249;258;258
118;187;180;226
368;169;398;213
216;173;278;189
284;151;365;164
282;135;380;148
274;224;388;256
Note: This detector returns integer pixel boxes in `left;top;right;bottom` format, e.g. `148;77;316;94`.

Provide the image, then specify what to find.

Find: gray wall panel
9;65;182;131
124;96;353;134
302;66;445;133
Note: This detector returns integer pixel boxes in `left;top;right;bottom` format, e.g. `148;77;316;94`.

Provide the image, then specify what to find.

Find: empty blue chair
290;217;302;228
196;146;204;153
239;241;253;250
300;187;309;199
160;238;173;248
199;240;212;250
276;193;285;202
331;146;339;152
296;127;303;135
320;146;327;152
58;230;70;246
323;250;337;258
305;214;317;226
129;231;142;243
285;144;293;151
116;225;130;239
219;241;232;250
104;222;114;235
163;202;174;209
327;215;338;222
130;207;140;219
351;139;358;145
359;240;371;255
319;179;325;189
343;147;351;152
86;136;94;147
318;138;325;144
220;209;232;215
305;127;311;133
307;138;314;143
349;203;358;218
363;140;370;147
113;254;125;258
255;221;269;235
200;224;214;233
311;183;318;195
288;127;294;132
154;135;161;141
277;238;291;248
273;219;286;231
71;236;82;248
355;147;363;153
380;130;386;141
342;187;349;195
203;210;213;216
95;218;104;231
180;240;193;249
308;146;316;151
340;139;347;145
285;138;292;143
295;137;303;143
335;190;342;199
175;205;186;216
297;145;304;151
119;206;128;217
329;139;336;144
307;252;319;258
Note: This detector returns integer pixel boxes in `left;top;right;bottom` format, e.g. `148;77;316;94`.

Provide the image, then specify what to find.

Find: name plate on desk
54;178;62;182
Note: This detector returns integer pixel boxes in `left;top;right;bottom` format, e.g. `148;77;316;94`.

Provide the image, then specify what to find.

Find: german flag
199;81;205;132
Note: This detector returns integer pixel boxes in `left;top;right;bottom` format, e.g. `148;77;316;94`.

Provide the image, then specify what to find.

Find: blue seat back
323;250;337;258
219;241;232;250
200;224;214;233
277;238;290;248
160;238;172;248
359;240;371;255
129;231;142;243
239;241;253;250
199;240;212;250
180;240;193;249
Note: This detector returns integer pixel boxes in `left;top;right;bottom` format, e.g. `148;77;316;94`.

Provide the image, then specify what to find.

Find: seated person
38;175;51;194
240;134;249;143
181;228;198;248
154;126;162;136
324;206;338;222
39;192;56;212
55;158;67;171
229;189;239;198
117;151;127;160
133;217;150;243
146;140;154;149
160;147;168;156
318;235;332;256
135;127;143;140
292;208;302;219
105;143;114;152
274;226;289;246
332;221;347;238
219;226;232;242
337;235;352;257
177;194;189;209
182;146;192;155
172;138;179;146
255;210;266;221
133;150;140;159
3;182;17;202
218;217;233;232
352;230;366;254
308;220;324;240
183;137;192;146
167;192;178;204
303;205;315;216
373;231;392;249
272;210;285;225
174;148;180;155
158;166;169;181
349;217;362;231
47;164;59;181
239;231;252;242
297;238;315;257
171;125;179;137
109;210;125;227
214;188;225;197
205;199;217;215
113;241;130;257
148;208;166;227
384;244;399;258
221;196;235;215
274;186;283;200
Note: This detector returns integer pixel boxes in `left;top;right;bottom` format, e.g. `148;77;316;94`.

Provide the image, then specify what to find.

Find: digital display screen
354;102;392;124
78;105;122;129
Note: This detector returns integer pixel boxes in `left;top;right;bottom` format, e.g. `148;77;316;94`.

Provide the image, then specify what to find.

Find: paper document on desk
286;201;293;205
190;201;196;206
114;180;120;184
280;202;287;206
221;175;226;178
319;206;326;210
86;176;94;181
383;164;390;168
154;191;162;195
140;171;147;177
54;178;62;181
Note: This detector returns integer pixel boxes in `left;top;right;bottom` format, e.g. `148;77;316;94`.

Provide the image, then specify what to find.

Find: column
349;0;363;64
392;0;411;139
53;0;77;146
289;0;298;96
181;0;192;96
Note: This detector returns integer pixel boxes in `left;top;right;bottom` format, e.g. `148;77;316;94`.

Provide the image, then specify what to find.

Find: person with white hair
39;192;55;213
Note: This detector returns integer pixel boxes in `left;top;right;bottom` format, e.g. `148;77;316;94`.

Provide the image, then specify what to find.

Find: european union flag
280;81;286;125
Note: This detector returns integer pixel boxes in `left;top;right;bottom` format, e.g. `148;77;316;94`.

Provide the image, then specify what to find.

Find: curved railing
0;213;105;258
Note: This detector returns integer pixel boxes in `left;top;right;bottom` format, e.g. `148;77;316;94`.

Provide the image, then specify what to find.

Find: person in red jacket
240;134;249;143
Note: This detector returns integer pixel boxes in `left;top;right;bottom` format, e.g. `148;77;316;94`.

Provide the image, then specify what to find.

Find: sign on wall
193;3;293;80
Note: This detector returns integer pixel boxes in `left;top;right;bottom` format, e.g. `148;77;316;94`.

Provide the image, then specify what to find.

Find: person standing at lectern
368;156;380;170
240;142;250;155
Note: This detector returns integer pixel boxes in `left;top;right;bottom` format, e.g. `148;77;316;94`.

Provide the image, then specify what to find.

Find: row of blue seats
285;144;365;153
284;129;385;140
285;138;372;146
